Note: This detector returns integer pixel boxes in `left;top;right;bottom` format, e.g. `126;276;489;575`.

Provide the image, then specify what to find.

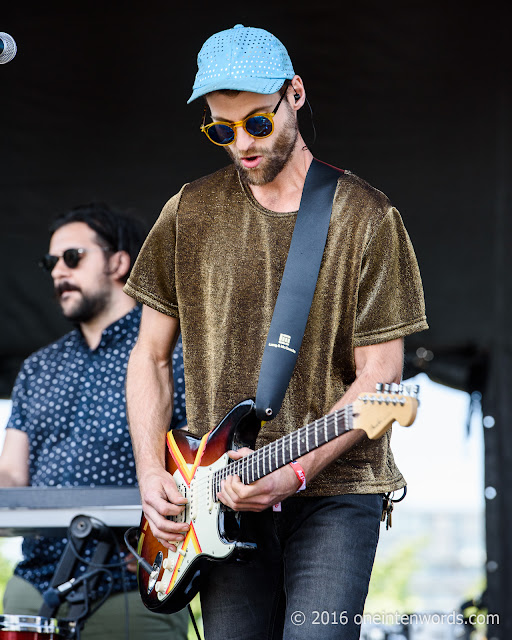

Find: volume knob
155;581;166;593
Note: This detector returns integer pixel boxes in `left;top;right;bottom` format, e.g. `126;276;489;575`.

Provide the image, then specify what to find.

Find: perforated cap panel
188;24;294;103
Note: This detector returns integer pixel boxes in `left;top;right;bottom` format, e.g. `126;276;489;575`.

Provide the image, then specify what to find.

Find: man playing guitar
124;24;428;639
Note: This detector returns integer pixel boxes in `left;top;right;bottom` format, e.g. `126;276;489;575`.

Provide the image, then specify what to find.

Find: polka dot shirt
6;305;186;595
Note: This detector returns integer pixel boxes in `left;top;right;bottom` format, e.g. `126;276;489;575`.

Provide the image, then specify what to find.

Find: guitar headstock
352;383;419;440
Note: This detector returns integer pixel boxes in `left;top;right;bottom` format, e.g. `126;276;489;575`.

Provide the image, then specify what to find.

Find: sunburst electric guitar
137;384;419;613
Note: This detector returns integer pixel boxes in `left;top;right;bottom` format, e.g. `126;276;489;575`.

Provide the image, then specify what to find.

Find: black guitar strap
255;158;343;422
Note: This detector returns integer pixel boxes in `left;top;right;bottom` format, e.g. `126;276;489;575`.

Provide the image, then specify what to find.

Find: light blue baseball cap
187;24;295;104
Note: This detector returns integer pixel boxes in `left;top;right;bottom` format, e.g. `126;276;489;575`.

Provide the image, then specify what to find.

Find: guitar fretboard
212;405;354;499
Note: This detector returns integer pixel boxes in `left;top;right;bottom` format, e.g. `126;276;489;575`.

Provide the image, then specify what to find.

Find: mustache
240;148;265;156
239;150;266;160
55;281;81;297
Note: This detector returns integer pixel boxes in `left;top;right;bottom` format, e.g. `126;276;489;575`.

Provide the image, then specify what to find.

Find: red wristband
289;460;306;492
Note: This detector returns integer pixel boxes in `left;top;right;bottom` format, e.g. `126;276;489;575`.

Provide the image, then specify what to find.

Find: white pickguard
156;453;235;600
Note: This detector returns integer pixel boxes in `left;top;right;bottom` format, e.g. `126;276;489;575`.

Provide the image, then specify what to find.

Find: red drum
0;615;75;640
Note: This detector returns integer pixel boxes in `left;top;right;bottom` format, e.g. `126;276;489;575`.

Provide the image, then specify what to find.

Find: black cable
126;526;203;639
103;519;131;640
57;568;111;626
111;523;131;640
63;516;132;640
123;526;154;574
304;97;317;147
188;603;203;640
65;516;129;569
85;572;114;618
70;571;113;632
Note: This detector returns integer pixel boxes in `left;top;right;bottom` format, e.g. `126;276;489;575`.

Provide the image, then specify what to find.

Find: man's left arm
218;337;403;511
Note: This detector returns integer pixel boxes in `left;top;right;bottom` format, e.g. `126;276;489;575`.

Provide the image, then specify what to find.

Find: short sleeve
124;188;185;318
5;364;29;433
354;207;428;347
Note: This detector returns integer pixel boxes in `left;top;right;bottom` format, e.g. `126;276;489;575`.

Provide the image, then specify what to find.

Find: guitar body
137;386;419;614
137;398;260;614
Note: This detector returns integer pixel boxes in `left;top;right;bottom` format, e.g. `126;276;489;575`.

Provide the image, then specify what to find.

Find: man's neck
248;136;314;213
80;292;136;350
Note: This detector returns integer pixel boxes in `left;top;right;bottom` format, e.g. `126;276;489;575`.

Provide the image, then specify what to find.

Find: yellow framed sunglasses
200;84;290;146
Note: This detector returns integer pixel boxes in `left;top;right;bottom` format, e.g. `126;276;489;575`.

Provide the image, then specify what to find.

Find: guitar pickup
167;483;188;523
168;510;186;524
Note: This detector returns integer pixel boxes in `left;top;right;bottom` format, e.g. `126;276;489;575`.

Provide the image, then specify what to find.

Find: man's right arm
126;304;189;548
0;429;29;487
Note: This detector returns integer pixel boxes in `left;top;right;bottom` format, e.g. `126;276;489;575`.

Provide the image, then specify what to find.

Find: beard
55;281;111;324
227;107;299;186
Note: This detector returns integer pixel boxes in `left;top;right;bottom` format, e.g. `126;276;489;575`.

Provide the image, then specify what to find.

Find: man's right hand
126;307;187;549
139;467;190;551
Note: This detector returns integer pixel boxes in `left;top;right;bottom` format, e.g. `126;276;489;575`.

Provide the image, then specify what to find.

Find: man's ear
289;74;306;111
107;250;131;281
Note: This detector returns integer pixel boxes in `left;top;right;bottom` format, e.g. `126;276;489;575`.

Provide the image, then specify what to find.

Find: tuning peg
390;383;399;393
384;383;390;392
403;384;420;398
375;383;383;392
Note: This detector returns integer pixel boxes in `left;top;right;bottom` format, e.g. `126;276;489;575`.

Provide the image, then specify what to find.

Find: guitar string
192;407;351;502
218;409;351;491
171;419;351;520
168;393;410;522
205;394;406;495
166;409;353;525
177;405;354;508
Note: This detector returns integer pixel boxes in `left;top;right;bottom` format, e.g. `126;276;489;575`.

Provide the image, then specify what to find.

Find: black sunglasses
39;247;110;273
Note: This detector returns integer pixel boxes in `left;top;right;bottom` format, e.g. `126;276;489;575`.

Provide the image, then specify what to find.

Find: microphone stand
38;514;119;629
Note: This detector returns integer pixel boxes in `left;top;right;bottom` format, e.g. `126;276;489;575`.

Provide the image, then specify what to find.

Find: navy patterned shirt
6;305;186;596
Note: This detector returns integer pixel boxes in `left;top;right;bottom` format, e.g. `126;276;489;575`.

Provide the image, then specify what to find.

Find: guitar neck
212;405;354;496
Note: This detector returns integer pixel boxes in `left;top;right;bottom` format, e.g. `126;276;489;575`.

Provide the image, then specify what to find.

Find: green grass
0;540;17;614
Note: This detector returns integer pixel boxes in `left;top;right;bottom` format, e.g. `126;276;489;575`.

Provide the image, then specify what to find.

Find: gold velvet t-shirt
125;165;428;496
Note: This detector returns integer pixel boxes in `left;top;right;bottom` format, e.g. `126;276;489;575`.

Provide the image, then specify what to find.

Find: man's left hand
216;447;302;511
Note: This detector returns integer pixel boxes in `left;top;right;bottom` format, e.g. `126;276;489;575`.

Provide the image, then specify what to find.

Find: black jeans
200;493;382;640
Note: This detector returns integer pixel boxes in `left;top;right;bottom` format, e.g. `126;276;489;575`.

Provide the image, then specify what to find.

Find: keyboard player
0;203;188;639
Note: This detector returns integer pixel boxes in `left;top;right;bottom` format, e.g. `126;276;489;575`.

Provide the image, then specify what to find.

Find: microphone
0;32;17;64
42;577;79;609
42;570;104;609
